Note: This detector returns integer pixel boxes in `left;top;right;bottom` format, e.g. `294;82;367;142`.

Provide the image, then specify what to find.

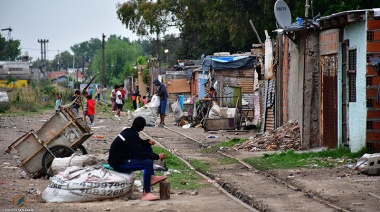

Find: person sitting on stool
108;116;167;201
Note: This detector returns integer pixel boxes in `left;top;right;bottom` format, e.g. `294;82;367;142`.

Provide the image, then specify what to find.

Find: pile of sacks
128;94;160;126
236;120;302;151
208;103;237;119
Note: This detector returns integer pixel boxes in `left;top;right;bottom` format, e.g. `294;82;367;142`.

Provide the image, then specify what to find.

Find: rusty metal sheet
321;61;338;148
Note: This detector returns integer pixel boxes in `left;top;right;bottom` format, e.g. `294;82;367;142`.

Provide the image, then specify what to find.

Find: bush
0;102;10;113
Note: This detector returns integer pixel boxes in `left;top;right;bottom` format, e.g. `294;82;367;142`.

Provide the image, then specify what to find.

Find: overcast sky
0;0;140;61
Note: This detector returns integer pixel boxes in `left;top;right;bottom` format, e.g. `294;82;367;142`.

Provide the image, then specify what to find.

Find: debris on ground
236;120;301;151
350;153;380;176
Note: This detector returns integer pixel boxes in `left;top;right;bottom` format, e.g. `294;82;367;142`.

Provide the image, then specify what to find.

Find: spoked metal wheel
76;144;88;155
42;145;75;176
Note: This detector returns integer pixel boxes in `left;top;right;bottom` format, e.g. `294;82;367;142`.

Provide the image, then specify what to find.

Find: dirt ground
1;110;380;212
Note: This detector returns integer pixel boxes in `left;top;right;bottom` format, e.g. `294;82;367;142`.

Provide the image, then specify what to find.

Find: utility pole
38;39;48;79
101;33;105;86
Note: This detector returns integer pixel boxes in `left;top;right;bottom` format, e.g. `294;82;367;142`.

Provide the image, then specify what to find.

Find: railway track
140;124;350;212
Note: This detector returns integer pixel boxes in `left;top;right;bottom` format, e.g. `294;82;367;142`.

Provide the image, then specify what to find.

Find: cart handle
5;146;12;154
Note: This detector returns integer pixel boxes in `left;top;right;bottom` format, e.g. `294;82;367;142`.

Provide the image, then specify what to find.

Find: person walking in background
136;94;141;109
108;116;167;201
95;85;101;102
82;90;89;122
142;96;148;106
146;87;150;101
115;85;123;120
111;85;117;113
131;85;139;110
88;86;94;96
70;89;81;113
55;92;62;114
102;85;107;103
153;79;169;127
86;94;95;127
120;84;126;111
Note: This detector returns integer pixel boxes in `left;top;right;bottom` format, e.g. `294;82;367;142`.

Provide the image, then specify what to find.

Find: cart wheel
76;144;88;155
236;113;242;130
42;145;75;176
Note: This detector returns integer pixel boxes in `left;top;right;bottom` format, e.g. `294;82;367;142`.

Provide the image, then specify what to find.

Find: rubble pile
237;120;302;151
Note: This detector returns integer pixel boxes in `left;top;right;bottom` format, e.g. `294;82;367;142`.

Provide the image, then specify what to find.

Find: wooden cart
5;75;98;178
6;106;93;178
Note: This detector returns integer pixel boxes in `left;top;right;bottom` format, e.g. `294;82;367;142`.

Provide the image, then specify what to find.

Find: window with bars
348;49;357;102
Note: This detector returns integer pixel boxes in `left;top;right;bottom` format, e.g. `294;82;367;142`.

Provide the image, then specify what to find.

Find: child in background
86;94;95;127
136;94;141;109
142;96;148;106
71;89;81;113
55;93;62;113
82;90;88;122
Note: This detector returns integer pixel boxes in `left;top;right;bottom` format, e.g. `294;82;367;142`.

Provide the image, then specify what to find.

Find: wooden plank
368;20;380;30
166;79;191;93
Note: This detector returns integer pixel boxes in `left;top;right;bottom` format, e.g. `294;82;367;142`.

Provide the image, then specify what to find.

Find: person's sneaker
150;175;167;186
141;192;159;201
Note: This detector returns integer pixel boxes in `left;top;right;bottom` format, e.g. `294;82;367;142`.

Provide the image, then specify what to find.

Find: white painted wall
344;21;367;152
287;40;303;123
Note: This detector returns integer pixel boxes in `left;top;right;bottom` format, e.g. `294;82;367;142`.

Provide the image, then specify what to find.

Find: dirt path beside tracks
1;111;379;212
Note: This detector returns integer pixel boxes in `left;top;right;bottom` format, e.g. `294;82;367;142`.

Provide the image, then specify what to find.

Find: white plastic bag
146;94;160;108
208;104;221;119
171;101;183;122
51;154;97;176
128;107;157;126
42;166;135;203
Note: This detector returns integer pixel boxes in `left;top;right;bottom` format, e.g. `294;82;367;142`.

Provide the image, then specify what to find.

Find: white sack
208;104;221;119
171;101;183;122
128;107;157;126
42;166;135;203
145;94;160;108
51;154;97;176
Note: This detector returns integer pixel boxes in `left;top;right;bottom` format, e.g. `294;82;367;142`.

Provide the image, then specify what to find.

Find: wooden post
159;180;170;200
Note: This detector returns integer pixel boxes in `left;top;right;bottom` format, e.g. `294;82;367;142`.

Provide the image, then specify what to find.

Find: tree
116;0;175;59
71;38;102;60
51;51;74;71
90;35;143;86
0;34;21;61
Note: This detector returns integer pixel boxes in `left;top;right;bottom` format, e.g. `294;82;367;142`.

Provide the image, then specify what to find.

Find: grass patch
152;146;209;190
217;157;238;164
244;148;370;170
201;138;248;154
214;138;248;148
188;159;211;174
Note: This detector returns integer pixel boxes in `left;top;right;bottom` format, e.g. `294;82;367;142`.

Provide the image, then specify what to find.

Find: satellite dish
274;0;292;29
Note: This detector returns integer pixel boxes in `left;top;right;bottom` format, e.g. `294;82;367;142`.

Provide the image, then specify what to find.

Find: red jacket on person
87;99;95;116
